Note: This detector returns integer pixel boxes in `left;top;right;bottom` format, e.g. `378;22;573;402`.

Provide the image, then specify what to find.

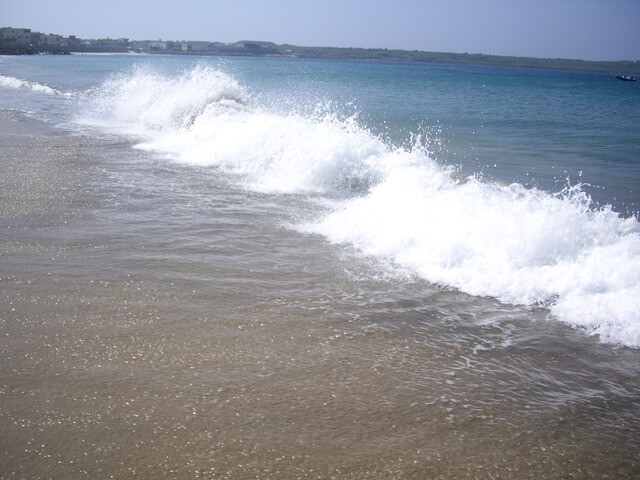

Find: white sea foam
80;65;640;348
0;74;61;96
306;166;640;347
80;64;387;193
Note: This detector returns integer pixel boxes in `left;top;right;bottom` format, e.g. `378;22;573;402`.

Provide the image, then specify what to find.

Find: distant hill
2;26;639;74
134;39;640;75
259;43;640;75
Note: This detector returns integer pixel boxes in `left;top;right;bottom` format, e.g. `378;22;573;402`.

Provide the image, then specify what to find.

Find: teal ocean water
1;54;639;478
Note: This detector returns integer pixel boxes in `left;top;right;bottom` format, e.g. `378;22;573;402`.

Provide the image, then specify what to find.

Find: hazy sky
2;0;639;61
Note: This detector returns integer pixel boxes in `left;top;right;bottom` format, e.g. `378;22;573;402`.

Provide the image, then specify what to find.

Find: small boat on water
616;75;636;81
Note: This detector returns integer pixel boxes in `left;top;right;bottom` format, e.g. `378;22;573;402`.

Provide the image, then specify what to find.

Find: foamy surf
78;64;640;348
0;74;68;96
305;168;640;348
79;64;247;134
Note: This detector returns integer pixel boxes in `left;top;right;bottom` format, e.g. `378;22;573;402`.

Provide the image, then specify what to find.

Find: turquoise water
2;55;639;213
1;54;640;478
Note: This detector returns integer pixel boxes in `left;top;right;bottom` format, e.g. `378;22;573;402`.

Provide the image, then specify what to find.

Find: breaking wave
78;64;640;348
0;74;67;96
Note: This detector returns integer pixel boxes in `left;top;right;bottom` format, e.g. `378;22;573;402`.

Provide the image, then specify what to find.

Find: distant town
0;26;257;56
2;26;639;75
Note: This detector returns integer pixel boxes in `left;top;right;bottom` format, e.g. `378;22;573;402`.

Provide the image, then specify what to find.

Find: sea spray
79;64;248;134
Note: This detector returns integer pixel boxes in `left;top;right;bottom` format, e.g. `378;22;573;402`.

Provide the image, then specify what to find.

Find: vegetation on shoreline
265;43;640;74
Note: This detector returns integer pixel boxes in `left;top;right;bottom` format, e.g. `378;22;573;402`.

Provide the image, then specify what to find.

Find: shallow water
1;56;640;478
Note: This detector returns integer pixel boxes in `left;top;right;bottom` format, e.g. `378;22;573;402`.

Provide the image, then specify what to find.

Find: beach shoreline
0;109;81;220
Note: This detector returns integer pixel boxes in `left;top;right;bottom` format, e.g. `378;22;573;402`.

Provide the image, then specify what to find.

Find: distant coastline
2;26;639;75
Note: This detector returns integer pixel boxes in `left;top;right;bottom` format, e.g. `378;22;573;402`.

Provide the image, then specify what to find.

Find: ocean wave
303;170;640;348
78;64;640;348
79;64;248;134
0;74;68;96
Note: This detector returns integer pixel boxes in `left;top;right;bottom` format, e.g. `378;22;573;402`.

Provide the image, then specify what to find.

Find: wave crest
81;64;248;133
0;74;63;96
